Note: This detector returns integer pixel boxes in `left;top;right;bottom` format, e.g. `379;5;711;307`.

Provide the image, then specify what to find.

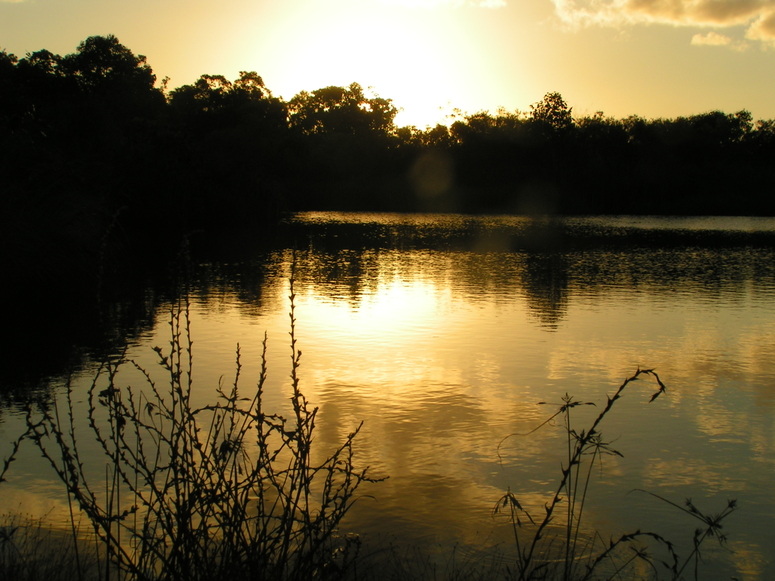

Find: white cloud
550;0;775;45
691;31;732;46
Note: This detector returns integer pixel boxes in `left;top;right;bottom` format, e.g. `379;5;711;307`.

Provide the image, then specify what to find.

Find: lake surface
1;213;774;579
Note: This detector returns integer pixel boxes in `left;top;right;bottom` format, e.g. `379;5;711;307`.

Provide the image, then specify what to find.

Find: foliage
530;92;573;132
22;278;379;581
168;71;286;124
288;82;397;136
61;35;161;106
5;33;775;294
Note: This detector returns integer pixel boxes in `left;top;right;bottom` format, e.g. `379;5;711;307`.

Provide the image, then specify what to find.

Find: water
2;213;774;579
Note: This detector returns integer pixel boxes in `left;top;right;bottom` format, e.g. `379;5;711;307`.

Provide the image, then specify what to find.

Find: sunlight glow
378;0;506;7
301;278;443;341
269;5;466;127
241;0;527;128
3;0;775;128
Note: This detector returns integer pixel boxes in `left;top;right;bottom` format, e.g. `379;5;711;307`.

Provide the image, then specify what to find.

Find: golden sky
2;0;775;127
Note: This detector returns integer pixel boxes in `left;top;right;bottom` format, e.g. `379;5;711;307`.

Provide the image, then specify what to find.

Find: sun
254;0;492;128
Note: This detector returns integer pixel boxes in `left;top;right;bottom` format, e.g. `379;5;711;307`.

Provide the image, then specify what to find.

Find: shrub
24;275;379;581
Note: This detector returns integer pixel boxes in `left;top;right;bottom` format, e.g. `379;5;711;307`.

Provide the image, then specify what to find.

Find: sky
2;0;775;127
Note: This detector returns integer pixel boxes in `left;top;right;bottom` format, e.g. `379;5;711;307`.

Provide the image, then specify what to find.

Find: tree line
2;35;775;285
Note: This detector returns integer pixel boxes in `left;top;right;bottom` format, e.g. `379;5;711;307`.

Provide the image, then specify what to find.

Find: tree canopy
288;83;397;135
4;35;775;291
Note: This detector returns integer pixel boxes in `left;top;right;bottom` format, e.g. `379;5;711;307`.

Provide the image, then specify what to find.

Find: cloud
747;8;775;40
551;0;775;45
691;31;732;46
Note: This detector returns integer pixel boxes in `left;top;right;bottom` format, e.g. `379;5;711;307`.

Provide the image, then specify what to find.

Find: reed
0;428;24;486
0;513;103;581
494;369;737;581
22;273;380;581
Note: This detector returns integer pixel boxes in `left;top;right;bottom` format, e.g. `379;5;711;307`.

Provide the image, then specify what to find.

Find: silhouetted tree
169;71;286;133
61;35;162;110
288;83;397;135
530;92;573;132
0;50;20;132
5;31;775;288
283;83;403;209
1;35;174;292
165;71;291;242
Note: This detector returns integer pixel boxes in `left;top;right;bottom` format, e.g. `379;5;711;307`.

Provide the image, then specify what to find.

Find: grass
0;513;104;581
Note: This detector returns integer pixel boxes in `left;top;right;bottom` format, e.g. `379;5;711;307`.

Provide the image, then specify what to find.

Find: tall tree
169;71;285;127
61;35;164;114
288;83;396;135
530;92;574;132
